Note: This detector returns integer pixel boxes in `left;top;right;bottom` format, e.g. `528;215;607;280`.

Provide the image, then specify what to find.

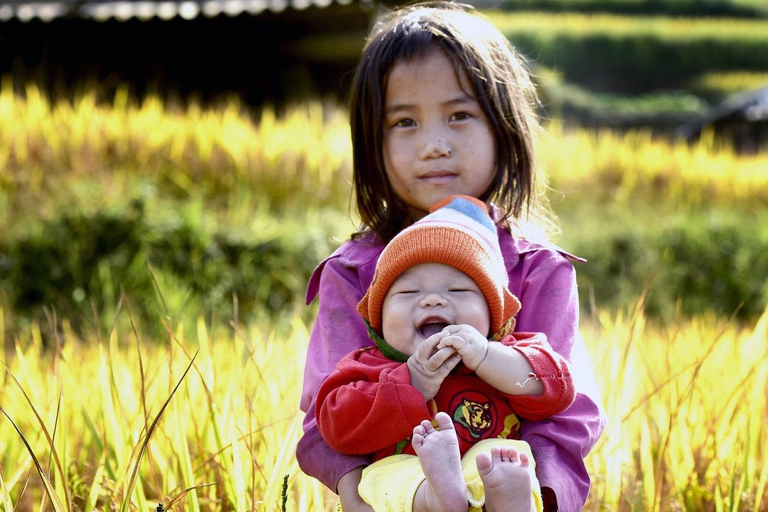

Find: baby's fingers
432;349;461;374
416;332;453;360
430;344;456;362
437;334;468;351
442;352;462;373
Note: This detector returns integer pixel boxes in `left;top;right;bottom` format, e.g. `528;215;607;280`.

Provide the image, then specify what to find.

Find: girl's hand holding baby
436;324;489;371
407;334;462;401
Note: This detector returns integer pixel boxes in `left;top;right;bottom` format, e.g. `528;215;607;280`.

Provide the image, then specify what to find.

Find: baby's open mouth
418;322;448;339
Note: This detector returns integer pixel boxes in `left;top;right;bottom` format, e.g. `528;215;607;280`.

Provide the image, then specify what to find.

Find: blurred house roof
676;85;768;152
0;0;367;22
677;85;768;137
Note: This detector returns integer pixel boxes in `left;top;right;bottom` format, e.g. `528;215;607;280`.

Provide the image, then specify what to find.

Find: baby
316;195;576;512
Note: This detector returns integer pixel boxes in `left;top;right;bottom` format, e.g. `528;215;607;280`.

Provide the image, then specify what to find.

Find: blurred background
0;0;766;341
1;2;767;510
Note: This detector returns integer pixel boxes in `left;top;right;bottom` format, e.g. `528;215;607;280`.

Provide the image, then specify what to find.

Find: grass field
1;87;767;511
1;302;766;511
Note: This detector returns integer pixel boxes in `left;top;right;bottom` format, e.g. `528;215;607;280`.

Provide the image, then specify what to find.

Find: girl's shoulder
332;233;386;267
496;225;586;270
305;234;384;304
488;204;584;266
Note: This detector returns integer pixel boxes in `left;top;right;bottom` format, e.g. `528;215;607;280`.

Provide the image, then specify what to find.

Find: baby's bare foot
411;412;468;512
476;446;534;512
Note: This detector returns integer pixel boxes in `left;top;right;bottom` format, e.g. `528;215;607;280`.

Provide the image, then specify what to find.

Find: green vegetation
489;12;768;93
537;67;709;123
685;70;768;103
498;0;768;17
1;87;766;342
477;8;768;124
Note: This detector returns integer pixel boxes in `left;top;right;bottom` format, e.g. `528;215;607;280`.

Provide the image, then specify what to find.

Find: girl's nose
419;137;452;159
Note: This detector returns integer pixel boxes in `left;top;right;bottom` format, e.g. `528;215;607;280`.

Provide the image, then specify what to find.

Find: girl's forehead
385;48;474;97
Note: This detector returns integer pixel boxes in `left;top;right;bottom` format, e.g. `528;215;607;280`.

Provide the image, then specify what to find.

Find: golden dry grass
1;85;767;511
2;84;767;220
1;303;766;511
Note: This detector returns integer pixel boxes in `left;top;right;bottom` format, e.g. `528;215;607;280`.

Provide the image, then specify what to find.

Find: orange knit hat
358;195;521;338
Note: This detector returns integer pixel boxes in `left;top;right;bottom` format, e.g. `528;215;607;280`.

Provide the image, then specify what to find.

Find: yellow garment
357;439;542;512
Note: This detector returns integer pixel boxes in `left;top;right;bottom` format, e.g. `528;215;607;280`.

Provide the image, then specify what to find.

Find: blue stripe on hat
444;197;496;233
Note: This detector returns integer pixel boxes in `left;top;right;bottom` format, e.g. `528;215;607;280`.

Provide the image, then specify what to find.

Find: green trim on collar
490;316;515;341
365;322;409;363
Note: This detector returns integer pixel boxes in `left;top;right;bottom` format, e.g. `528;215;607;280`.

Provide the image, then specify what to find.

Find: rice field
2;84;767;222
1;303;766;511
1;87;767;511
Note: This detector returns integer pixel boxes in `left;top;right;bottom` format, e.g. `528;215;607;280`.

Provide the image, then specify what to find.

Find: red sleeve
316;348;431;455
498;332;576;421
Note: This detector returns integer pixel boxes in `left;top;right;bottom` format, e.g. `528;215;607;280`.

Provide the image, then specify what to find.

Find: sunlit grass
487;10;768;40
540;122;768;209
686;71;768;101
0;306;334;511
1;302;766;511
0;81;353;227
584;304;768;511
1;83;767;226
1;83;767;511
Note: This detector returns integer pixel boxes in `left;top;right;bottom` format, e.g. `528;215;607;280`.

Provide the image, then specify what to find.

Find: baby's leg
411;412;468;512
475;446;534;512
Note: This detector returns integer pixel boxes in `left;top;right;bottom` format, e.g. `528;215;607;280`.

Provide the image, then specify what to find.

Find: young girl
297;3;606;511
316;195;577;512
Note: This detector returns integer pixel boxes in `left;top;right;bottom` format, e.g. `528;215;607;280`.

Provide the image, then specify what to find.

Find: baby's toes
475;451;493;477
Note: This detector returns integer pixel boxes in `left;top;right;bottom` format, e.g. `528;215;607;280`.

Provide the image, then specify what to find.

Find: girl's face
382;48;497;218
381;263;490;356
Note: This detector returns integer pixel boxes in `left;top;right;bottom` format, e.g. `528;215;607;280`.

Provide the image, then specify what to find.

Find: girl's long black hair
349;1;551;242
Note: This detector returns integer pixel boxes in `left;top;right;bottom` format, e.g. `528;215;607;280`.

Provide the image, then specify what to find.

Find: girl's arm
297;253;376;492
510;249;607;512
337;469;375;512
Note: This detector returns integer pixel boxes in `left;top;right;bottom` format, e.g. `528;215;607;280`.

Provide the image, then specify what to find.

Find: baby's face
381;262;490;356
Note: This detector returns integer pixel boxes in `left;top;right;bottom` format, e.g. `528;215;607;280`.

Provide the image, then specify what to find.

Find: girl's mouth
419;170;457;185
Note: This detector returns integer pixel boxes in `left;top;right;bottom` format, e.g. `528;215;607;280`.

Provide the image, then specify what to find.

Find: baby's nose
420;291;447;307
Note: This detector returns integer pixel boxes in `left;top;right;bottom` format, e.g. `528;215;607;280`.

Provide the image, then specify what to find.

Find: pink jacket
297;218;606;512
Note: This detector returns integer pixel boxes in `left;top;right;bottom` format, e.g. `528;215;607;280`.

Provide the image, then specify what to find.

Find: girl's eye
450;112;471;121
393;118;416;128
449;289;471;293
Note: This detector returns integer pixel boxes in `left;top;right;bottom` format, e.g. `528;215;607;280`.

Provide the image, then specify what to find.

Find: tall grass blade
120;349;199;512
122;289;150;425
1;362;71;511
753;432;768;512
0;407;65;512
260;416;302;512
84;451;108;512
165;482;216;511
173;395;201;511
0;467;14;512
229;415;247;511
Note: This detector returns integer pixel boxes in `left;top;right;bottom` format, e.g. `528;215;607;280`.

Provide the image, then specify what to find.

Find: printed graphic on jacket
448;389;521;444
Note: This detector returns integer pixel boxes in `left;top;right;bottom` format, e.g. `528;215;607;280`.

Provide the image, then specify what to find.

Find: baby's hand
436;325;488;371
407;333;462;401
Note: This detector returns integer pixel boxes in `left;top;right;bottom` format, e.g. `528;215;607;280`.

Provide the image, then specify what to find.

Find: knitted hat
358;195;521;339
